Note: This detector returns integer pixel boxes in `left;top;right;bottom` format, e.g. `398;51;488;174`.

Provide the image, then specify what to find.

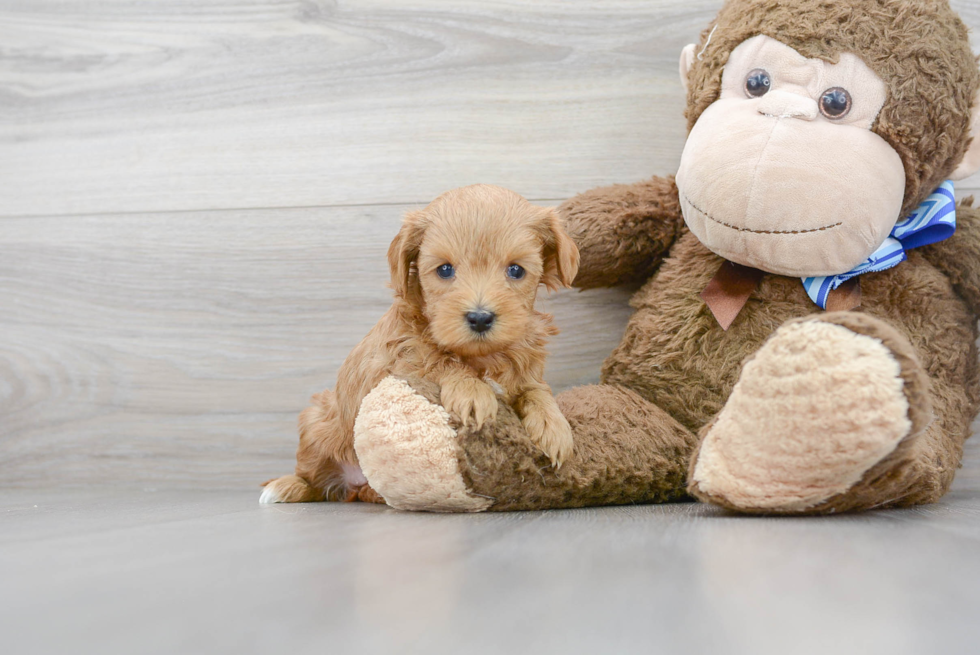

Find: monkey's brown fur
356;0;980;514
416;210;979;512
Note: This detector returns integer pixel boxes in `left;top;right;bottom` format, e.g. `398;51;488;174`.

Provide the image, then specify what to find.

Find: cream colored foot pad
354;376;492;513
692;321;912;511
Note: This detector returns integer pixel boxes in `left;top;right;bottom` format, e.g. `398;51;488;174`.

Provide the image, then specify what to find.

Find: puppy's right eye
436;264;455;279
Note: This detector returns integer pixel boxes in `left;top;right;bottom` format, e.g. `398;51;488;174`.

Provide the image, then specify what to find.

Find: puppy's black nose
466;310;495;334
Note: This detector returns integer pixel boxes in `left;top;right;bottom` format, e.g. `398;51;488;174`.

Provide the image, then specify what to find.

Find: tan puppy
260;185;580;504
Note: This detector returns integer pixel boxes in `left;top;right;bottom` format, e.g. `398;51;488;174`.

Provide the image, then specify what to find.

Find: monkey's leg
353;377;698;512
688;312;940;514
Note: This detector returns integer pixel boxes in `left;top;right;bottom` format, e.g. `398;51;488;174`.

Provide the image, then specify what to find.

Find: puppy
260;184;580;504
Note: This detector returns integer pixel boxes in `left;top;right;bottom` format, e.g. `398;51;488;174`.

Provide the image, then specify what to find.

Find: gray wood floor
3;2;980;653
3;457;980;655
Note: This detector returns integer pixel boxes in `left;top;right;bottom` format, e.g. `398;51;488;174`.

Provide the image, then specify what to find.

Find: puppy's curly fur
261;185;580;503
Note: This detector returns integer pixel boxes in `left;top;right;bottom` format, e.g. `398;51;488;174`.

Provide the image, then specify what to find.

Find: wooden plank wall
3;1;980;489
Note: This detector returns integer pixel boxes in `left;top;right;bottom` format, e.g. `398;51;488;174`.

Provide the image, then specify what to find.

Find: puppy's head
388;184;579;357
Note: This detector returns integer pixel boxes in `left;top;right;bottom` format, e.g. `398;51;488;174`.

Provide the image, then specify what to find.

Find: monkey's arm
559;176;686;289
921;200;980;317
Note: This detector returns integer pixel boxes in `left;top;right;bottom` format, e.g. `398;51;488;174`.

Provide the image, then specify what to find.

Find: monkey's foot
689;313;932;514
353;376;493;513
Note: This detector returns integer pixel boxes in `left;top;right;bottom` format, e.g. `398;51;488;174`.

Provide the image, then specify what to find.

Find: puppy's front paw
441;377;498;428
522;406;574;468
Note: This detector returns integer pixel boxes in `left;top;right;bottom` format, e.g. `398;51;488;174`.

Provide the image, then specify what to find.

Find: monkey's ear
951;89;980;181
387;210;426;306
539;208;580;292
679;43;698;93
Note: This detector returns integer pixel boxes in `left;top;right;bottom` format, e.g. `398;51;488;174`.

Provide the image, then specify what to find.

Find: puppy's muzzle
465;310;495;334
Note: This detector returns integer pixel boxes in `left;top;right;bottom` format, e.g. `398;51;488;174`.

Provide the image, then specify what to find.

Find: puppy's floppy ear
538;207;580;291
387;210;427;306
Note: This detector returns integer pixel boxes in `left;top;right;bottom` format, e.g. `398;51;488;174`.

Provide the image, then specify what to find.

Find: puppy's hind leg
260;389;386;504
259;390;349;504
260;474;325;504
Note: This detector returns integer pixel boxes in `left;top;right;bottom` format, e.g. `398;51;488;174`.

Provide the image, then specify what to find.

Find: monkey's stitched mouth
682;194;842;235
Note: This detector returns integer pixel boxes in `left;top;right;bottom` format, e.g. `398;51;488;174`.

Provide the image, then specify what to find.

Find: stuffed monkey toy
350;0;980;514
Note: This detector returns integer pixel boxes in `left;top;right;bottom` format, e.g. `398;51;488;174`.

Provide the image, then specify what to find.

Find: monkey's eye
436;263;455;279
820;87;851;119
506;264;526;280
744;69;771;97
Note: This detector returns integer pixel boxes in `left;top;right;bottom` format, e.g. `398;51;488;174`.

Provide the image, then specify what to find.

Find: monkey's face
676;35;906;277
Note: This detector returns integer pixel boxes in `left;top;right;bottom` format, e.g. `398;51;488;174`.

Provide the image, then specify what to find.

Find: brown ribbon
701;262;862;330
700;262;765;331
824;277;862;312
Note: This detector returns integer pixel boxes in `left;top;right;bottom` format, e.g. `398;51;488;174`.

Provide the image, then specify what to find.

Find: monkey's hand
559;175;685;289
922;200;980;317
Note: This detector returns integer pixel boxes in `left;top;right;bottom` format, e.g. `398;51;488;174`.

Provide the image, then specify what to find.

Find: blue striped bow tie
802;181;957;309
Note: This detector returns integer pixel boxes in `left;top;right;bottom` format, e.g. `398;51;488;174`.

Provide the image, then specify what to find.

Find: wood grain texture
3;5;980;647
2;0;978;216
0;204;633;487
1;483;979;655
3;1;980;489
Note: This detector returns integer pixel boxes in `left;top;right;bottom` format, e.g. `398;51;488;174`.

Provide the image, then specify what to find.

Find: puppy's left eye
436;264;455;279
506;264;526;280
